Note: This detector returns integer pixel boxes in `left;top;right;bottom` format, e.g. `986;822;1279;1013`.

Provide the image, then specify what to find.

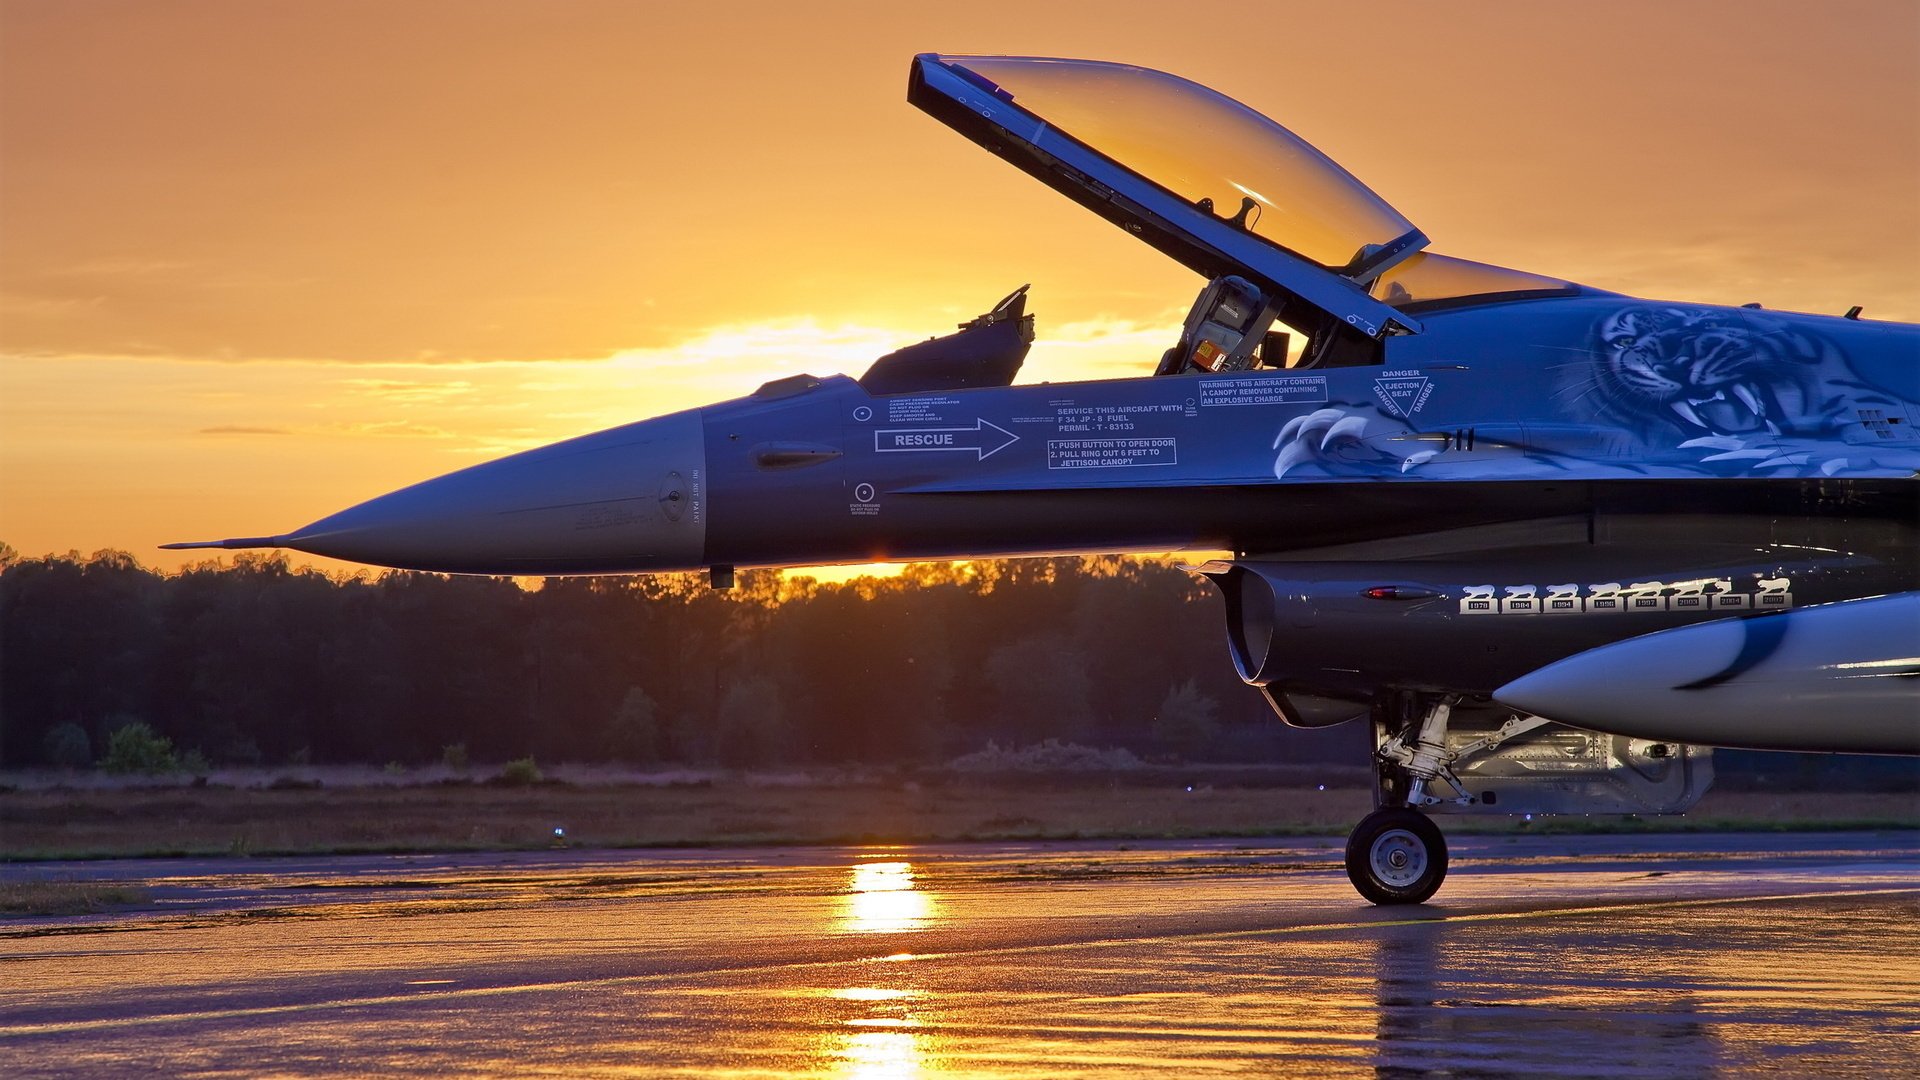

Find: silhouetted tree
39;722;91;769
100;719;177;774
0;547;1388;770
985;631;1095;743
1152;679;1222;758
0;550;161;765
716;675;789;767
605;686;661;763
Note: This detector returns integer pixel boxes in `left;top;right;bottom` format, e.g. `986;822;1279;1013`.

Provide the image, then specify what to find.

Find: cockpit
861;55;1582;394
1154;252;1578;376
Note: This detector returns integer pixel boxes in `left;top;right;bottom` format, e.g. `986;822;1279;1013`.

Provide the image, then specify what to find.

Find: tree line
0;546;1364;770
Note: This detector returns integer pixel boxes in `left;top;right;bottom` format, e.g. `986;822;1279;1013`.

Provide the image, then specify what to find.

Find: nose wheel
1345;807;1448;905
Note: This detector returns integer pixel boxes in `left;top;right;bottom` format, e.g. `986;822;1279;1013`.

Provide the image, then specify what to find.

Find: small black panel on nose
659;471;688;522
751;442;843;470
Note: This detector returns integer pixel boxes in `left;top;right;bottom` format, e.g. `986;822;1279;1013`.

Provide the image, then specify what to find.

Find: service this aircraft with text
172;55;1920;904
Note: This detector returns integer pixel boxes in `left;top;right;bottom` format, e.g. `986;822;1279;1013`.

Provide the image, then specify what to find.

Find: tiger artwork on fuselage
1574;305;1916;477
1590;306;1842;439
1268;303;1912;482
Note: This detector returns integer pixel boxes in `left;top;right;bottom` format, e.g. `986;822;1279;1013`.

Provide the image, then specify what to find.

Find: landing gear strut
1329;688;1705;904
1343;694;1478;905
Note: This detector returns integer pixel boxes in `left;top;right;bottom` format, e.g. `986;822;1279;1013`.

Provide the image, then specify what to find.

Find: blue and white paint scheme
1497;593;1920;754
169;55;1919;905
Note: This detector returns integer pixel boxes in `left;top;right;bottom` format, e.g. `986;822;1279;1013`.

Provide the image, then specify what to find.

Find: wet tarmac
3;832;1918;1077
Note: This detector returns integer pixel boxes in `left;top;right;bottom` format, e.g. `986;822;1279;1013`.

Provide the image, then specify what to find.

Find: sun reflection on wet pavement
833;1029;930;1079
839;857;936;935
2;834;1917;1076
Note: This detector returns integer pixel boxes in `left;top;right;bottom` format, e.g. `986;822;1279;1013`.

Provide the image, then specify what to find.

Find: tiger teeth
1732;383;1764;415
1671;400;1706;428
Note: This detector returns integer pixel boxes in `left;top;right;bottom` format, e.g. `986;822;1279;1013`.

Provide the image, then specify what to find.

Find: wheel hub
1369;828;1427;887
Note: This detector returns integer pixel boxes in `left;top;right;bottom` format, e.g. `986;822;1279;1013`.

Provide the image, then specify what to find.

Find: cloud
340;378;478;402
0;292;105;318
0;306;1191;387
41;258;197;279
329;421;457;439
1029;313;1185;379
600;318;912;372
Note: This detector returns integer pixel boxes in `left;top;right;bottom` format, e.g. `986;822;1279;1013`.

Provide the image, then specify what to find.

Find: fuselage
272;294;1920;580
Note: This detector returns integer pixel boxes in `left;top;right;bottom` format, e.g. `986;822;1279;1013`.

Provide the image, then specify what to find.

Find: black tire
1345;807;1448;905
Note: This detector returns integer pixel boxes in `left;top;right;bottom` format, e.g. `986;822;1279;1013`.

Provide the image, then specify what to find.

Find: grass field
0;879;151;915
3;768;1914;861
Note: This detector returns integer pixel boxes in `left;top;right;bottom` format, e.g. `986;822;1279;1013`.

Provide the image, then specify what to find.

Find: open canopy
943;56;1418;275
910;54;1427;338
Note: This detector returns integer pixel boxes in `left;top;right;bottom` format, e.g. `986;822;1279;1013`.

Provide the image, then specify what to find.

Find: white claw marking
1820;458;1847;476
1323;416;1369;449
1401;450;1439;472
1298;422;1331;445
1275;408;1345;449
1700;449;1777;462
1274;439;1317;479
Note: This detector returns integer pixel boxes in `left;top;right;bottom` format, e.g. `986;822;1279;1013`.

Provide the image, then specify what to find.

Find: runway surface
3;832;1918;1077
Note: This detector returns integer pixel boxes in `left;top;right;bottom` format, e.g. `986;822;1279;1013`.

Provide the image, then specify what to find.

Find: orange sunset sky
2;0;1917;577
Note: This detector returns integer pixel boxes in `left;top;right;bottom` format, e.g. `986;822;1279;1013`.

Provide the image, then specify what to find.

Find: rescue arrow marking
874;419;1020;461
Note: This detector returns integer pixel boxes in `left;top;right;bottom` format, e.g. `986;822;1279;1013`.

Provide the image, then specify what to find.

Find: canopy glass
946;56;1418;274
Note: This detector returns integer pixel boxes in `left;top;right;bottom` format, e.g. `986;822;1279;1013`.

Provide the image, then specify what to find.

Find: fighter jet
169;55;1920;905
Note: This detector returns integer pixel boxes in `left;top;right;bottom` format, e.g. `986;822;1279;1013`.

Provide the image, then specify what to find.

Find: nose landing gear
1344;693;1475;905
1331;690;1712;905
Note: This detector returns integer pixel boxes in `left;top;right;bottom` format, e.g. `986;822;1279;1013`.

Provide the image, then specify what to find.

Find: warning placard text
1047;438;1178;469
1198;376;1327;407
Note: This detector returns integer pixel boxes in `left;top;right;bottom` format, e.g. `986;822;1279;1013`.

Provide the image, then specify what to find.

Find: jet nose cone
286;410;707;574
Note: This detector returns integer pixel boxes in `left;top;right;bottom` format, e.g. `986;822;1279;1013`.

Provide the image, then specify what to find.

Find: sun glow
0;311;1183;574
838;860;935;935
2;3;1913;568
